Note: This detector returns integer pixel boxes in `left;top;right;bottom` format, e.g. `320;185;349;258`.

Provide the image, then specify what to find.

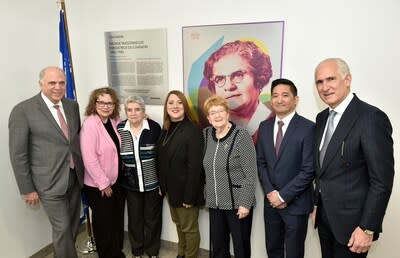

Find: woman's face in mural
211;53;259;113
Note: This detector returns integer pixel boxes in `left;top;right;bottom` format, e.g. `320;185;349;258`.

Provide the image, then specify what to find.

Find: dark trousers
263;200;308;258
40;170;81;258
209;208;253;258
84;184;125;258
126;189;163;256
317;201;368;258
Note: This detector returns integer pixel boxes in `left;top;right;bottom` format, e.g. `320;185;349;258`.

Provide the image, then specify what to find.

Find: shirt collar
123;118;150;131
41;92;63;109
276;110;296;126
330;92;354;115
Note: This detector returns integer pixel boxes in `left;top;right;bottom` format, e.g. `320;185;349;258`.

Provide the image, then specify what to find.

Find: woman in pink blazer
80;87;125;258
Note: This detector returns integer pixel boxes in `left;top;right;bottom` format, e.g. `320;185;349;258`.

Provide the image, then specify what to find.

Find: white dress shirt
319;93;354;150
41;92;68;127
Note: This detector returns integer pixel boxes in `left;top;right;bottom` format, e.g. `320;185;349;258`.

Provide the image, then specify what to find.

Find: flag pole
58;0;95;253
60;0;77;99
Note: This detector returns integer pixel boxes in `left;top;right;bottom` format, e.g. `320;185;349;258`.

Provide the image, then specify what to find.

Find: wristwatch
363;229;374;235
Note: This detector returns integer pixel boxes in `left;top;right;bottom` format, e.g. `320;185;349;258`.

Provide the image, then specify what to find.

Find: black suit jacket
314;94;394;244
257;113;315;215
157;119;204;207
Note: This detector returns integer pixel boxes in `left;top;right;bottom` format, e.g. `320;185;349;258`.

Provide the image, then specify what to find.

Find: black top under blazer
156;119;204;207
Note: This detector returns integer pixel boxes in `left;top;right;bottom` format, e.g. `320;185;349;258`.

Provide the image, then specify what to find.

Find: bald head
39;66;65;81
39;67;66;104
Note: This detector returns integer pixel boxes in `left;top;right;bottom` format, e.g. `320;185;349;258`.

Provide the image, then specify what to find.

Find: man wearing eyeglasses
204;40;274;142
8;66;84;258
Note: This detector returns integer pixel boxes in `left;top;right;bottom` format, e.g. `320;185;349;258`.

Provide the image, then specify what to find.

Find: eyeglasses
208;109;227;117
96;101;115;108
211;70;247;88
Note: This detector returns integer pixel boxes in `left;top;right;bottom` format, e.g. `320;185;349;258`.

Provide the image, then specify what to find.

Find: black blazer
256;113;315;215
314;94;394;244
157;119;204;207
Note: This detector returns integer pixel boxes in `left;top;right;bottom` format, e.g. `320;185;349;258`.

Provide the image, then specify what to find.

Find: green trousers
169;205;200;258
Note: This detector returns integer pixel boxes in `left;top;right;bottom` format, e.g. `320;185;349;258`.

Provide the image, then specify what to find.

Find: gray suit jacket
9;93;84;197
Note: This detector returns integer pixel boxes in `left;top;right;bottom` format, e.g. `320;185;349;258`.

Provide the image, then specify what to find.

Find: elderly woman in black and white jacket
202;95;257;258
117;96;162;258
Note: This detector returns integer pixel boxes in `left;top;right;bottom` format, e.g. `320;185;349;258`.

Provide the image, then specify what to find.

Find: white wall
1;0;399;257
0;1;63;256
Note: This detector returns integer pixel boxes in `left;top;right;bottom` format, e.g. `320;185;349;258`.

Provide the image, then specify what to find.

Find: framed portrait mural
183;21;284;140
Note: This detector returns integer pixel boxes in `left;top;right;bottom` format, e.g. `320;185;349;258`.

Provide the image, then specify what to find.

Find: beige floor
36;229;210;258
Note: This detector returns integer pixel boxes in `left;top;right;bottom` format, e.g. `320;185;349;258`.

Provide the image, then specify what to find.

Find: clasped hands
267;190;286;209
101;185;113;197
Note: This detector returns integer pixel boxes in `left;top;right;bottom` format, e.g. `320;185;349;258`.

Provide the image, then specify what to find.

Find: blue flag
59;9;88;224
59;9;75;100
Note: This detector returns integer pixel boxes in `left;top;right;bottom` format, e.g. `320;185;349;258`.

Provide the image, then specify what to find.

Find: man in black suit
256;78;315;258
313;58;394;258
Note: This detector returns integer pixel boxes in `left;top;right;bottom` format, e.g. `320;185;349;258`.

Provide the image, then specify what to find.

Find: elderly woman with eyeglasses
117;96;162;258
80;87;125;258
202;95;257;258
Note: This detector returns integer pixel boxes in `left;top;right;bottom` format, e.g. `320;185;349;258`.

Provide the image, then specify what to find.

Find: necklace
216;123;231;139
162;122;181;146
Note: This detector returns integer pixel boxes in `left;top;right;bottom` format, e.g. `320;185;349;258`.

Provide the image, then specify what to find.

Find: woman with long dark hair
156;90;204;258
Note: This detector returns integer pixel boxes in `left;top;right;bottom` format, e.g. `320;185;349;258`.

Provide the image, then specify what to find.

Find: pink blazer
80;114;121;190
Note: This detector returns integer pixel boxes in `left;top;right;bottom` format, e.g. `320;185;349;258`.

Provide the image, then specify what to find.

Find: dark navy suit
314;95;394;258
256;113;315;258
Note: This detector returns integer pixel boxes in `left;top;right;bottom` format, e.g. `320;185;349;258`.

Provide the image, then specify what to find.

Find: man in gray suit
9;66;84;258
